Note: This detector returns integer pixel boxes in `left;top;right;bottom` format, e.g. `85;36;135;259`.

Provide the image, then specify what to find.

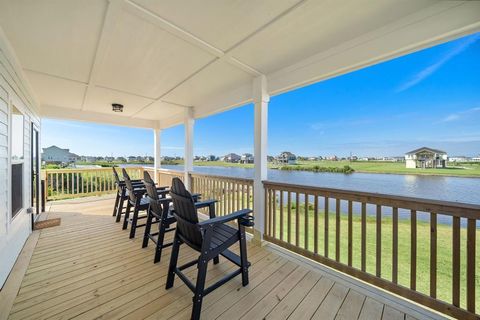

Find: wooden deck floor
8;197;422;320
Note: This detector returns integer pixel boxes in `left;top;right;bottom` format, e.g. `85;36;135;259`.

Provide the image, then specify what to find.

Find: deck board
8;197;417;320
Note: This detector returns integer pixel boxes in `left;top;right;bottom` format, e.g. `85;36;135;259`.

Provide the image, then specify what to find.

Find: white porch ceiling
0;0;479;129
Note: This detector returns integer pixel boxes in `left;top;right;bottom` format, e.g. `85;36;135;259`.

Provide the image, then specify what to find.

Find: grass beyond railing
263;181;479;320
190;173;254;218
44;167;143;201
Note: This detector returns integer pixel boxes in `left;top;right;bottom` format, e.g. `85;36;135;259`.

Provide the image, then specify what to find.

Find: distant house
267;155;275;162
276;151;297;165
449;156;469;162
405;147;447;169
240;153;254;164
222;153;241;163
80;156;96;162
41;145;79;164
105;156;115;162
127;156;137;162
206;155;217;161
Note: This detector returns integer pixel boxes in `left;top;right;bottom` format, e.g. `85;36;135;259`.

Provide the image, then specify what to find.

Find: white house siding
0;31;40;287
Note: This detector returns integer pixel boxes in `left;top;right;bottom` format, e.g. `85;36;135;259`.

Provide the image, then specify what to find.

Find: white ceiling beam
41;104;159;129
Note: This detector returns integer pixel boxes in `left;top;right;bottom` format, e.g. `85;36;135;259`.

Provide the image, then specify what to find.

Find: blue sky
42;32;480;158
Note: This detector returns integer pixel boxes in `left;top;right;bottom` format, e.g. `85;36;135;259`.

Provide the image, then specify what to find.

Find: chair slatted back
144;171;162;214
122;168;137;202
170;178;203;248
112;167;122;192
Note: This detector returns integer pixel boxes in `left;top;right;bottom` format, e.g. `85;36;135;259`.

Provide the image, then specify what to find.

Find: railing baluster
55;173;59;198
348;200;352;267
376;205;382;277
336;198;340;262
392;207;398;284
325;197;329;258
430;212;437;297
314;194;318;254
295;192;300;247
305;194;309;250
452;216;460;307
272;189;276;238
466;218;476;312
280;191;284;241
410;210;417;290
236;182;240;211
361;202;366;272
287;191;292;244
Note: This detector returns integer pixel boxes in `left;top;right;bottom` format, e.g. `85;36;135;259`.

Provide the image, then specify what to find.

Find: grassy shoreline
193;160;480;177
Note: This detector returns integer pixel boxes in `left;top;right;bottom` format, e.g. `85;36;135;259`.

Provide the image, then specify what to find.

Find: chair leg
112;192;120;217
142;209;153;248
191;256;208;320
166;235;181;289
116;196;125;223
239;227;249;286
122;202;131;230
129;207;140;239
154;221;167;263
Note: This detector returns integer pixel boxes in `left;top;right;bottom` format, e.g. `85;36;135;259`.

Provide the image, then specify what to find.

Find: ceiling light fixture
112;103;124;112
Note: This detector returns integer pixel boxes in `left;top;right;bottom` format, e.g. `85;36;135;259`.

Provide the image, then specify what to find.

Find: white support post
253;75;269;243
184;107;194;189
153;128;161;183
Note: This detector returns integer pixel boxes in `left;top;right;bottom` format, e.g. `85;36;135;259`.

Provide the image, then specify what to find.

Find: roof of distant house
405;147;447;155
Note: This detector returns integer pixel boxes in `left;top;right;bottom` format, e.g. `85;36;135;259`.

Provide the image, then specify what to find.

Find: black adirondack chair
142;171;175;263
121;169;168;238
112;167;143;222
166;178;254;320
143;172;208;264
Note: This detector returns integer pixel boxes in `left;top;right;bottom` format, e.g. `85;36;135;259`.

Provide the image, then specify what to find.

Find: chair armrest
194;199;217;209
198;209;252;229
156;186;169;191
192;193;201;202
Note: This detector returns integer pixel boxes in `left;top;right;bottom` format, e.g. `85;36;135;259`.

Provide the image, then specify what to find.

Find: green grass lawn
189;160;480;177
269;203;480;311
294;160;480;177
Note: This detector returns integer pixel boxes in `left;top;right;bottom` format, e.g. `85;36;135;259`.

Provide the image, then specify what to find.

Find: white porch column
253;75;269;243
184;107;194;189
153;128;161;182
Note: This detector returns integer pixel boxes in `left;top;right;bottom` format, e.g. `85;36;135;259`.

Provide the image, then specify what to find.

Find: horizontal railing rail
44;167;144;201
263;180;479;320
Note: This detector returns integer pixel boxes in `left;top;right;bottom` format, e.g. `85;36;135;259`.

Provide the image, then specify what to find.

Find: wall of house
0;29;40;288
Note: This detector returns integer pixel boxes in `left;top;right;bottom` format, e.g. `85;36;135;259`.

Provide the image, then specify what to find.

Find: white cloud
397;34;480;92
440;107;480;123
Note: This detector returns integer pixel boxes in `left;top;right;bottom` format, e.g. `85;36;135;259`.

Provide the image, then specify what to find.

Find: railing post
153;128;161;183
253;75;269;244
184;107;194;190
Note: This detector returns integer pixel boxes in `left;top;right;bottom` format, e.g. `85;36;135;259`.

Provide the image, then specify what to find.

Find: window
11;105;24;218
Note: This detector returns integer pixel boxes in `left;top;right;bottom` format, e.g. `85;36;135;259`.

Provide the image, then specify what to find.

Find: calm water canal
133;164;479;226
158;165;480;204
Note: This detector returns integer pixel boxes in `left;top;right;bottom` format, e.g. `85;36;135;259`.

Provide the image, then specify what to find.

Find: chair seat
210;224;237;250
129;197;150;209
